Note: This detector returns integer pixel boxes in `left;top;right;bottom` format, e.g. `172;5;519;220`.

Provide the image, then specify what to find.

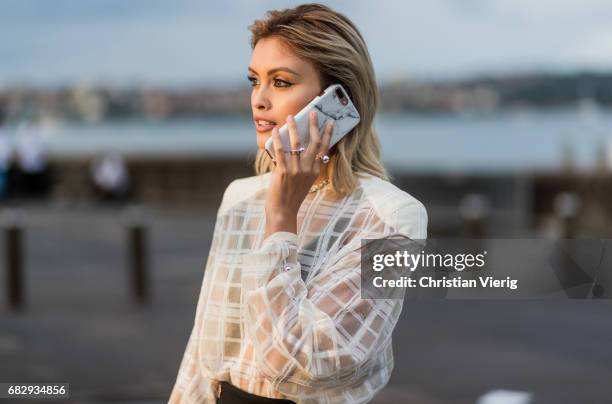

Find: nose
252;85;272;111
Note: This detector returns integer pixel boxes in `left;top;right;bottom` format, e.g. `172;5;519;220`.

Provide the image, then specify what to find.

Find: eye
274;78;291;88
247;75;258;87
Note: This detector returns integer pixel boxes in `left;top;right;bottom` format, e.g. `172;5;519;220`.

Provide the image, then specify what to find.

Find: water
4;108;612;173
377;108;612;172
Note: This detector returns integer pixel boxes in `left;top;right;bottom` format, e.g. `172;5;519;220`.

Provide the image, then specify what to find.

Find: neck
313;166;329;185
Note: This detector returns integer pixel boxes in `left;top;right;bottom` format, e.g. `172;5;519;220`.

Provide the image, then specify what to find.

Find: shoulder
217;172;271;217
358;173;428;239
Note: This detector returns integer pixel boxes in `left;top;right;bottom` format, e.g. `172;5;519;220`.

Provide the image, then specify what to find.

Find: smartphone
264;83;360;166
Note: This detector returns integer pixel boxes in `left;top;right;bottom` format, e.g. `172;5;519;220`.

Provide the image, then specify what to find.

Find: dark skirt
217;381;296;404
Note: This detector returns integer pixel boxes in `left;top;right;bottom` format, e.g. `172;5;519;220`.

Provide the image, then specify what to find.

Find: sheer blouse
168;171;428;403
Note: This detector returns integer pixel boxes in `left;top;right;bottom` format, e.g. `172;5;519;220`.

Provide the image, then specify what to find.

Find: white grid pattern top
168;171;428;404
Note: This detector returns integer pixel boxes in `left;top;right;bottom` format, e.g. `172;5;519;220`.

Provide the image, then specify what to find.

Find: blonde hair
248;3;391;197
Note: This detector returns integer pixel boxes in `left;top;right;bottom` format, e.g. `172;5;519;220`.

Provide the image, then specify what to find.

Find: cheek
279;89;319;119
285;94;313;115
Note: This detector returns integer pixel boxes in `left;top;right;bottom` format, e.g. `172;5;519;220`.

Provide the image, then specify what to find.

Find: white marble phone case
264;84;360;165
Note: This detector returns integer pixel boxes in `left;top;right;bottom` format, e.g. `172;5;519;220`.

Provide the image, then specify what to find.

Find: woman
169;3;427;403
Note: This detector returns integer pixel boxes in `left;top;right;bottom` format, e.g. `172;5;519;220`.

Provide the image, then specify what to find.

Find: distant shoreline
1;71;611;123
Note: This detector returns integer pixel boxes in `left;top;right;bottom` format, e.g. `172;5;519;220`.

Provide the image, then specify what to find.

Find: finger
286;115;301;149
304;110;321;163
286;115;301;171
319;120;334;156
270;127;286;171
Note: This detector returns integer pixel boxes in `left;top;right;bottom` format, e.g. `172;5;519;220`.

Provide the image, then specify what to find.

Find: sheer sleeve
168;323;219;403
168;211;230;403
240;201;427;393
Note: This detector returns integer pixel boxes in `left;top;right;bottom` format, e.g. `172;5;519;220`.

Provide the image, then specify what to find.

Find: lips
254;119;277;132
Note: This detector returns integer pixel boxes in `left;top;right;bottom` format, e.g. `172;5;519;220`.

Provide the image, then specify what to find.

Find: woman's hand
263;111;333;240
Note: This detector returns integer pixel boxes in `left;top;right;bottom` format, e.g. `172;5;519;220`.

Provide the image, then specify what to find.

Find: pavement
1;202;611;404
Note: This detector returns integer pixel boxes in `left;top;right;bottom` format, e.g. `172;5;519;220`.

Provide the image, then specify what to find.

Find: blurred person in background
90;150;130;204
15;119;51;199
169;3;427;404
0;110;12;199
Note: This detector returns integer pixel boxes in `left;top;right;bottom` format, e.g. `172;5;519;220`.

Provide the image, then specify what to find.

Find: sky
1;0;611;87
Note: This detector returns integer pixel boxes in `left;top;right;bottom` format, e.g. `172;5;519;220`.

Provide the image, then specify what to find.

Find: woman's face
248;36;323;150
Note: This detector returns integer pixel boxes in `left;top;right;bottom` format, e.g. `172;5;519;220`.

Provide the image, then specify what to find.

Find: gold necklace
309;179;330;193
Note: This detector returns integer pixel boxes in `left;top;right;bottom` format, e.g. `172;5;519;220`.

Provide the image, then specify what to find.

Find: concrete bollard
1;208;25;311
120;204;150;305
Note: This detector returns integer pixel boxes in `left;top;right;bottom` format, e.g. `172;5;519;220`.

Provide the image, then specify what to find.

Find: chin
257;133;271;150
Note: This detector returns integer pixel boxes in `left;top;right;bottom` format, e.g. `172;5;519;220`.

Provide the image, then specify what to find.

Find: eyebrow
248;66;301;77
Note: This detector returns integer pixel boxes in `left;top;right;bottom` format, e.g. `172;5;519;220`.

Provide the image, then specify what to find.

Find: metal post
121;205;150;304
2;208;24;310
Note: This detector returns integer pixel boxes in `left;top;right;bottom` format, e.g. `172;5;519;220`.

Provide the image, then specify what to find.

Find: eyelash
247;75;292;88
